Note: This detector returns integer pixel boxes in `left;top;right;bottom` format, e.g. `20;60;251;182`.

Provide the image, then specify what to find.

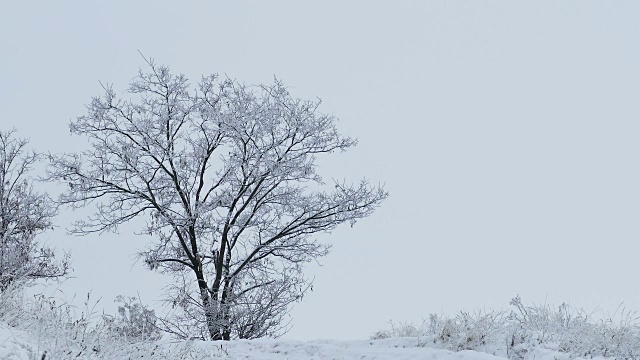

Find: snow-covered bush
507;295;640;359
370;320;427;340
433;310;505;351
103;295;160;343
372;296;640;359
372;310;506;353
0;287;209;359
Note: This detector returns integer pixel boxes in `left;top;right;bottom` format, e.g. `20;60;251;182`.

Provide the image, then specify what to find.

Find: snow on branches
48;59;387;340
0;130;69;290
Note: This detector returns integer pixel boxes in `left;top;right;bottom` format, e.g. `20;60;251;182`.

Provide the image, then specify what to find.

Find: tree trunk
194;266;220;340
209;232;229;340
221;280;232;340
200;287;222;340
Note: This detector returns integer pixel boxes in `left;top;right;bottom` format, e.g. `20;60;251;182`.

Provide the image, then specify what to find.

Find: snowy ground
0;323;39;360
0;291;622;360
193;338;505;360
0;325;496;360
0;321;603;360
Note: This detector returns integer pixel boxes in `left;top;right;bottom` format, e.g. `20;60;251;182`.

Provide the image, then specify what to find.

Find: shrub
0;287;207;359
372;296;640;359
103;295;160;343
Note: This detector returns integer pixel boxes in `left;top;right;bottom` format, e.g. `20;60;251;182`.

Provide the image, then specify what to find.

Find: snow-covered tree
48;59;388;340
0;130;68;290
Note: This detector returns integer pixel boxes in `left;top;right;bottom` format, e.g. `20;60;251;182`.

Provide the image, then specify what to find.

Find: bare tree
48;59;388;340
0;130;69;290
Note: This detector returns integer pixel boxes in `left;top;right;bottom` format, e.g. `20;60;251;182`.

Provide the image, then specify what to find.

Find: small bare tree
0;130;69;290
48;59;387;340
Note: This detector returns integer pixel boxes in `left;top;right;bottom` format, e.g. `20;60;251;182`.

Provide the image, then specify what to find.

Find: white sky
2;1;640;340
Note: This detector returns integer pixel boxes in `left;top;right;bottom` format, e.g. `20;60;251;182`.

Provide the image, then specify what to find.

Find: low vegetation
372;295;640;359
4;286;640;359
0;284;213;359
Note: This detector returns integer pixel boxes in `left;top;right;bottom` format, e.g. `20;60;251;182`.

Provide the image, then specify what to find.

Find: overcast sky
2;1;640;340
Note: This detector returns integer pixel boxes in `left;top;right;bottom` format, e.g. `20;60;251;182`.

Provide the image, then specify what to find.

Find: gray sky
2;1;640;340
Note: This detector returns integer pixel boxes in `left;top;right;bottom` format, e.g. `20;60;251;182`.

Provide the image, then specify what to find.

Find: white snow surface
0;323;39;360
0;324;498;359
192;338;505;360
0;321;607;360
